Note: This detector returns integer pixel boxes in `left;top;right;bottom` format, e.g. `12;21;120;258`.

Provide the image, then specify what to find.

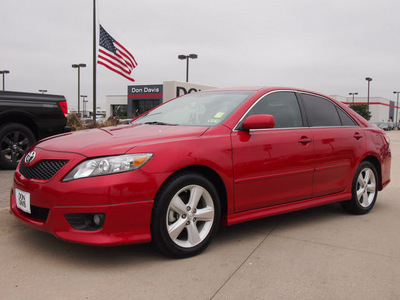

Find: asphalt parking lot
1;132;399;300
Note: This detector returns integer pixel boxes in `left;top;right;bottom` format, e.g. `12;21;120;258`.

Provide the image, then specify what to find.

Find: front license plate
15;189;31;214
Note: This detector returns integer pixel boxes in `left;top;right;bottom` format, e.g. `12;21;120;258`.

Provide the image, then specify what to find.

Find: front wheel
151;172;221;258
341;161;378;215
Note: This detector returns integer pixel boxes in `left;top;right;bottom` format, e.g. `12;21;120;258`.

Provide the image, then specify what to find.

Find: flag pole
93;0;97;122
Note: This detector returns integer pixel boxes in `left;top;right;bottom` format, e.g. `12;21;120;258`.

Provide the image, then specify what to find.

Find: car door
231;91;315;212
299;93;364;197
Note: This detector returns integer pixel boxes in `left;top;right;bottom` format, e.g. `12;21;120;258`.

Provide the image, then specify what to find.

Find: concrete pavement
0;132;399;299
0;170;13;208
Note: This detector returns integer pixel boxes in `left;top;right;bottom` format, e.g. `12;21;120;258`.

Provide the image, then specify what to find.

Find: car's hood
36;124;209;156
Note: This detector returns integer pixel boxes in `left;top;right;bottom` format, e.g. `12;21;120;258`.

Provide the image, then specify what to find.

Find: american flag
98;25;137;81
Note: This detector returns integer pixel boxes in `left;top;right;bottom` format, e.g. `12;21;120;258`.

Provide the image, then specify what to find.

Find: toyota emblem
24;151;36;164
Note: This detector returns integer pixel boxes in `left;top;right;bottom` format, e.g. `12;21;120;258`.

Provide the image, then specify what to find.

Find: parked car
80;118;94;125
119;118;133;124
0;91;69;169
96;116;106;124
375;122;392;131
10;87;391;258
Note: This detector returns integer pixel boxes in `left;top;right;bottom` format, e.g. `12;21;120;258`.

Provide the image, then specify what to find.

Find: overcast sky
1;0;400;111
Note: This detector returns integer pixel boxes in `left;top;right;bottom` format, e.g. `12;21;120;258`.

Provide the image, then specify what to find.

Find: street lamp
178;54;198;82
0;70;10;91
83;100;88;117
349;92;358;103
365;77;372;108
81;95;87;117
394;91;400;129
72;63;86;117
39;90;47;94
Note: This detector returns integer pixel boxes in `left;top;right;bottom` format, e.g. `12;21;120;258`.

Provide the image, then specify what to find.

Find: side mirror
242;114;275;130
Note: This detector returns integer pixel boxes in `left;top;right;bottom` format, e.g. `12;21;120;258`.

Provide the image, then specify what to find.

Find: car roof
204;86;324;94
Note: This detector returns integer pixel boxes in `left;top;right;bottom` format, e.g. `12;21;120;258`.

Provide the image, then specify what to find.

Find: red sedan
10;87;391;258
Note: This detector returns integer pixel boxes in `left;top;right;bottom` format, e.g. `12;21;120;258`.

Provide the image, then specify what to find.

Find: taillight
59;101;68;117
383;132;390;144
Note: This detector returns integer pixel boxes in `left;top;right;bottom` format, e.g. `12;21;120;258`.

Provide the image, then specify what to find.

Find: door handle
298;136;312;144
353;132;363;140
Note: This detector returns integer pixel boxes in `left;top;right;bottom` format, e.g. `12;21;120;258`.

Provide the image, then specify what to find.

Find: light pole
0;70;10;91
365;77;372;108
83;100;88;117
72;63;86;117
349;92;358;103
394;91;400;129
178;54;198;82
39;90;47;94
81;95;87;117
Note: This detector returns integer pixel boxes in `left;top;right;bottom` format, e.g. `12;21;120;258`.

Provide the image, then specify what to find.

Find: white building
331;95;397;123
105;95;127;119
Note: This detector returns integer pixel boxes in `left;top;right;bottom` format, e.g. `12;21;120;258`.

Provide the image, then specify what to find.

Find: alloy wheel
356;167;376;208
166;184;215;248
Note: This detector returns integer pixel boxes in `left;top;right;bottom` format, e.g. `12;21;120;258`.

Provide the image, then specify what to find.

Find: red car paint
10;87;391;247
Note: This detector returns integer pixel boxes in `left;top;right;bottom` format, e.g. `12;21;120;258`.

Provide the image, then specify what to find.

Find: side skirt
224;192;352;226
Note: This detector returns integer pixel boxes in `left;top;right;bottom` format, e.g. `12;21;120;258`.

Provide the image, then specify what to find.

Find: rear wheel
151;172;221;258
341;161;378;215
0;123;36;169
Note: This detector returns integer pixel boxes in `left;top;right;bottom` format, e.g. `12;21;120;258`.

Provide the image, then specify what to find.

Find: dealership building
105;81;215;119
331;95;397;123
105;82;398;124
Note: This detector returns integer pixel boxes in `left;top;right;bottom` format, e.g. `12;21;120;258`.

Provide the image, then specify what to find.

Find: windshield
131;90;254;126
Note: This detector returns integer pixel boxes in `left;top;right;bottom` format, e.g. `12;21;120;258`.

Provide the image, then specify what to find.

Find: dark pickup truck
0;91;70;169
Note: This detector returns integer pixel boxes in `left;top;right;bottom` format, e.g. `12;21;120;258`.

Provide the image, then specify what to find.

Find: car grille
19;205;50;222
19;160;69;180
31;205;50;221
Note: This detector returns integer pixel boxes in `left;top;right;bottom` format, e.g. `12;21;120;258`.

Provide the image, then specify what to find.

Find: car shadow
9;201;386;265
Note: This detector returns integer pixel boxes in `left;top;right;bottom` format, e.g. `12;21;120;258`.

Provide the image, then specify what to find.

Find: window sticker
208;112;225;124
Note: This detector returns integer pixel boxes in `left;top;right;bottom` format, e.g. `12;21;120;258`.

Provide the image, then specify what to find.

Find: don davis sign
129;85;163;96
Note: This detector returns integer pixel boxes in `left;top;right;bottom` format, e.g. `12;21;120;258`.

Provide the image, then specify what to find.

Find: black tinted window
246;92;303;128
301;94;341;127
337;107;358;126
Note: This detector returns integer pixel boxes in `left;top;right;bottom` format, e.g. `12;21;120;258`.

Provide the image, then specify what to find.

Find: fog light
93;214;102;226
65;213;105;231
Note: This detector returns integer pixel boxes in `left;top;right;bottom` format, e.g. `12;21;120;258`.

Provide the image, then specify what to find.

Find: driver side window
246;92;304;128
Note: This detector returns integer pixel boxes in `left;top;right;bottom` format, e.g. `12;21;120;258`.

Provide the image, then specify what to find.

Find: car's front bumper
10;155;171;246
10;192;154;245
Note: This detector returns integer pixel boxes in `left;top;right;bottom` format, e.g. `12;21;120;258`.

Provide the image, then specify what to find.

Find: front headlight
63;153;153;181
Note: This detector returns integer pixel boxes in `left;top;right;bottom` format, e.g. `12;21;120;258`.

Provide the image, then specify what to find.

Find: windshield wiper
144;121;177;126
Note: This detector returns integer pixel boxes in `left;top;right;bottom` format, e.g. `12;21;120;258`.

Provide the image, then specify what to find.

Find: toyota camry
10;87;391;258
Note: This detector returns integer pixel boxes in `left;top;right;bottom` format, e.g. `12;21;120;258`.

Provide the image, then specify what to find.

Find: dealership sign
128;85;163;97
176;86;201;97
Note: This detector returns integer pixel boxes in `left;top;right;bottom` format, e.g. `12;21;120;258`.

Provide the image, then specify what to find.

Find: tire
0;123;36;169
151;172;221;258
341;161;378;215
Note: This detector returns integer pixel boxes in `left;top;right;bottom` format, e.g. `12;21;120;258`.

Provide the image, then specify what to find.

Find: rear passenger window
301;94;341;127
336;107;358;126
245;92;303;128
